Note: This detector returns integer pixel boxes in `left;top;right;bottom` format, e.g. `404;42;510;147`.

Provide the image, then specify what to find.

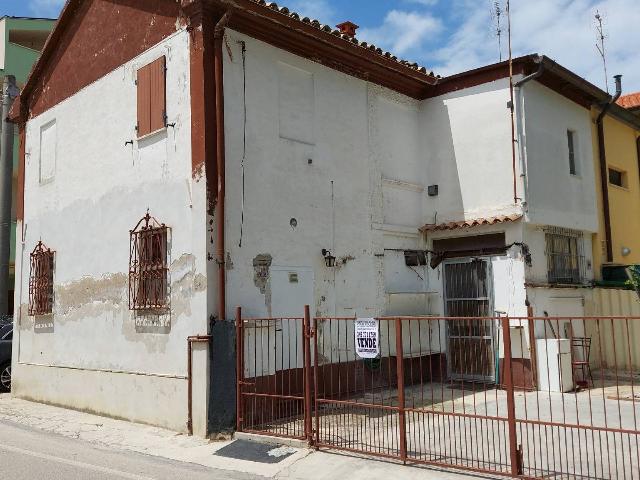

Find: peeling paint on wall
55;273;128;317
253;254;272;315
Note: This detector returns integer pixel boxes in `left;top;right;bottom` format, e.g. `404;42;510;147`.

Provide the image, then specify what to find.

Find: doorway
444;258;496;382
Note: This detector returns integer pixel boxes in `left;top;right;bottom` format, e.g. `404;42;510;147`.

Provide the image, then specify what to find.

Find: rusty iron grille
545;227;586;285
238;311;640;479
28;241;54;316
129;213;169;311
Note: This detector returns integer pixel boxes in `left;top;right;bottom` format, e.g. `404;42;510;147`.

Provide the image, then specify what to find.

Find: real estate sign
354;318;380;359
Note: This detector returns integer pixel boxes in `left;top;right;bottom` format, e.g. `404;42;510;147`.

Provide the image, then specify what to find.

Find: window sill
39;177;55;186
136;127;167;142
525;281;592;289
608;183;629;192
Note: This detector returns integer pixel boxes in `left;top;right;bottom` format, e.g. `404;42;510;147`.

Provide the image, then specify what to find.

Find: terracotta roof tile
618;92;640;110
252;1;436;77
420;214;522;233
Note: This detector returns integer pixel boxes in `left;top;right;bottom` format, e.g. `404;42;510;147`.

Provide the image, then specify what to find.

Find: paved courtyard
255;376;640;479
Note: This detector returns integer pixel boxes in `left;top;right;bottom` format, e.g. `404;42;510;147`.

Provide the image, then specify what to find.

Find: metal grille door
444;260;496;382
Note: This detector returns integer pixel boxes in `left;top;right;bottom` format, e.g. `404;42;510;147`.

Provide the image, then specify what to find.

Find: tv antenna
595;10;609;93
491;1;504;62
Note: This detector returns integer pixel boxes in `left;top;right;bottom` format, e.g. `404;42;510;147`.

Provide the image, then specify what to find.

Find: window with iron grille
29;241;54;316
545;227;585;284
129;213;169;311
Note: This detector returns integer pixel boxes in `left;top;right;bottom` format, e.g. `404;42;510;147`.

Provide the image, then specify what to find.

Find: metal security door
444;259;496;382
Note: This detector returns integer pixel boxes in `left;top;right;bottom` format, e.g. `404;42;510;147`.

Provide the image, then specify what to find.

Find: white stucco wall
222;30;431;320
522;82;598;231
420;79;523;224
13;30;210;433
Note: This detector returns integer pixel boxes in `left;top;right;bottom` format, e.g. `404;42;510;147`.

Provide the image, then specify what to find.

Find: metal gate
237;309;640;479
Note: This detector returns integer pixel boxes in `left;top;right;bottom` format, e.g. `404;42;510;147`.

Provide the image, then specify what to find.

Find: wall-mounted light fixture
322;249;336;268
622;247;632;257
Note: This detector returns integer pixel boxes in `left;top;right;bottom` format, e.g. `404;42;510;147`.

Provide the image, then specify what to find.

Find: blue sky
4;0;640;92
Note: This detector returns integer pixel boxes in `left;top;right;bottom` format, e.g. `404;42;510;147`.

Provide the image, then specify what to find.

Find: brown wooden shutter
136;56;166;137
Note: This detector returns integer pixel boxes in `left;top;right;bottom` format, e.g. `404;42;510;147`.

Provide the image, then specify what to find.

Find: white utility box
536;339;574;393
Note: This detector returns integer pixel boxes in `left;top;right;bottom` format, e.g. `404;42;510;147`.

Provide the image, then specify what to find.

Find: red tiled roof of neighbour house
419;214;523;233
618;92;640;110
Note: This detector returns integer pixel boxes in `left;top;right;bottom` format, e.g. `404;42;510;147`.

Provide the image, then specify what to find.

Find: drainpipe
214;11;231;322
636;136;640;191
512;56;545;211
0;76;18;315
596;74;623;263
187;334;212;435
514;58;545;89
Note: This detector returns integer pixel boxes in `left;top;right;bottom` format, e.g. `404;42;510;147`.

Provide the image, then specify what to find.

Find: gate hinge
305;329;316;339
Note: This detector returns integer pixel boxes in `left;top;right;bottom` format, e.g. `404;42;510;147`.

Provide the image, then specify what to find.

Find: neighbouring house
7;0;635;435
618;92;640;116
0;16;55;316
592;90;640;285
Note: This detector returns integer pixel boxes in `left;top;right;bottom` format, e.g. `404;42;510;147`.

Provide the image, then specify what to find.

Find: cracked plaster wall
12;30;208;432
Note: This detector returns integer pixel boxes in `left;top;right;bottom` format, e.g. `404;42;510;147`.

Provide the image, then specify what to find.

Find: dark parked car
0;324;11;392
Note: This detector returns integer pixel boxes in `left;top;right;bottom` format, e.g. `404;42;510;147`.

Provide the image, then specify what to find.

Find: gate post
501;316;523;476
303;305;313;445
236;306;243;432
395;317;408;463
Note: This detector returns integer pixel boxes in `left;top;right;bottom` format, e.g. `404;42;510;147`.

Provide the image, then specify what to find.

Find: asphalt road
0;419;261;480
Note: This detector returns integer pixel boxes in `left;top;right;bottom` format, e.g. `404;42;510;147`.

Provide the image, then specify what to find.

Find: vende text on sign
354;318;380;359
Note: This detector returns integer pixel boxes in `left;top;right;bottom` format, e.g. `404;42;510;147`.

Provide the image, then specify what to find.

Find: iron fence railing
237;310;640;479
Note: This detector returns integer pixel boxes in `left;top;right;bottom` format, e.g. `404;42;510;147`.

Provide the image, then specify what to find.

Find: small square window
608;168;627;188
567;130;578;175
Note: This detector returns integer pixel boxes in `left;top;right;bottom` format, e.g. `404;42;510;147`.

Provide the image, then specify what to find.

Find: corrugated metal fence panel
589;288;640;369
149;56;166;133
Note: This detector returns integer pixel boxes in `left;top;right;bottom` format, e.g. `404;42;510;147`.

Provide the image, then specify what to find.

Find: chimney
336;21;359;37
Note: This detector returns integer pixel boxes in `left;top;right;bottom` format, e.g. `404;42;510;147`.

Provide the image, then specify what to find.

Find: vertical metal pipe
596;75;623;263
213;12;231;322
501;317;522;475
187;338;193;434
313;316;320;448
527;305;538;390
236;306;243;432
395;317;407;463
0;76;17;315
506;1;518;204
303;305;313;444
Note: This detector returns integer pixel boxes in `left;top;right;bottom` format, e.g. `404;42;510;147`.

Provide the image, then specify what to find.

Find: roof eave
214;0;438;98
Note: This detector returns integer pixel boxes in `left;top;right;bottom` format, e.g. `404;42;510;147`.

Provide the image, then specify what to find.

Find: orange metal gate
237;308;640;479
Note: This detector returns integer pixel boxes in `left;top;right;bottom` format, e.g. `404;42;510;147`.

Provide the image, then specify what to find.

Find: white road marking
0;443;158;480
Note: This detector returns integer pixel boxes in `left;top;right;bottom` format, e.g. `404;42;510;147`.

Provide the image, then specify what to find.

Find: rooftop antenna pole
507;0;518;204
492;1;504;62
595;10;609;93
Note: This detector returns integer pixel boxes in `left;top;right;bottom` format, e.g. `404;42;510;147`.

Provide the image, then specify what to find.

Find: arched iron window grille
129;212;169;311
29;241;54;316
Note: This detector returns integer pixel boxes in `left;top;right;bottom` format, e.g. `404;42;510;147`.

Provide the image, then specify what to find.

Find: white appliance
536;339;574;393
